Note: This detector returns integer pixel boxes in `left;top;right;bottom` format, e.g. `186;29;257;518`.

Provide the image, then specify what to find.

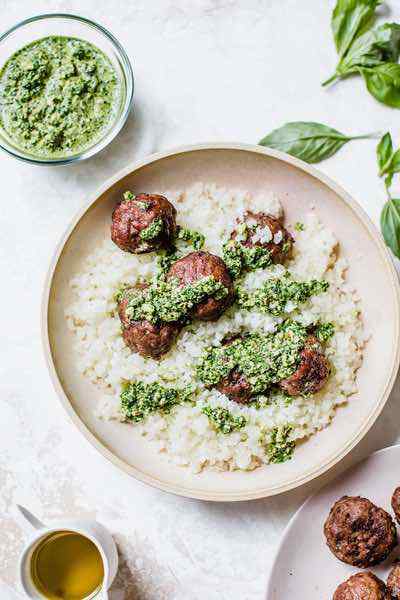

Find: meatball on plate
266;445;400;598
44;144;399;501
324;496;397;567
333;572;391;600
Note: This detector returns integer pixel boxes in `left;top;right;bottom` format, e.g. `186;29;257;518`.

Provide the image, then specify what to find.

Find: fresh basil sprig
376;131;400;186
259;122;377;164
323;23;400;86
377;132;400;258
381;198;400;258
359;62;400;107
332;0;381;60
323;0;400;109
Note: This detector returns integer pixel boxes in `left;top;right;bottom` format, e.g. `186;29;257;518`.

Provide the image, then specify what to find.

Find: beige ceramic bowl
42;143;400;501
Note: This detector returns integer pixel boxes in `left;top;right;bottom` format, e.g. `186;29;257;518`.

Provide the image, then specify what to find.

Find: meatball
387;562;400;599
388;562;400;599
392;487;400;524
111;192;177;253
166;251;234;321
324;496;397;567
231;211;293;263
118;289;181;358
333;572;391;600
217;368;253;404
279;335;330;396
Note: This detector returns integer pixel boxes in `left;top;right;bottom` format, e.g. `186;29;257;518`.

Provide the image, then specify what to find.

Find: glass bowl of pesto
0;13;133;164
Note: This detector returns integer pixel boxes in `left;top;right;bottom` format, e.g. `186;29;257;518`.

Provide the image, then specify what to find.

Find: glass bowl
0;13;134;165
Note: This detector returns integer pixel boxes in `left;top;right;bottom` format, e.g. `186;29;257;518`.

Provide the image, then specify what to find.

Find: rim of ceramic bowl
0;12;134;165
41;142;400;501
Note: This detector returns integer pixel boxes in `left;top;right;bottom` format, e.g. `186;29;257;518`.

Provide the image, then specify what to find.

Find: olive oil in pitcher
30;530;104;599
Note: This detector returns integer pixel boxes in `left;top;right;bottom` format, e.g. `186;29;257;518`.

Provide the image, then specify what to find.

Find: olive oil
30;531;104;599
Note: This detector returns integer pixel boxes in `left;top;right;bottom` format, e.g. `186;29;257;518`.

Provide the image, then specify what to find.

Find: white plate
42;143;400;501
266;444;400;598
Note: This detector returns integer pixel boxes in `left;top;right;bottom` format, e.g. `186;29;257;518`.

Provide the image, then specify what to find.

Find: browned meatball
388;562;400;599
231;211;293;263
118;290;181;358
279;335;330;396
324;496;397;568
217;368;253;404
392;487;400;524
111;192;177;253
333;572;391;600
166;251;234;321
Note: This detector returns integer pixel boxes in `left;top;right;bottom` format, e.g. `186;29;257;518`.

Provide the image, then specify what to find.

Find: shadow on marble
41;100;157;192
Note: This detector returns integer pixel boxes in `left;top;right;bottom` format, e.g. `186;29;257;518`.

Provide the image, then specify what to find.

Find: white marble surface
1;1;400;598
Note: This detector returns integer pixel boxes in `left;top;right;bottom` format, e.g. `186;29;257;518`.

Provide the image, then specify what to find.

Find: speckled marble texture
1;1;400;598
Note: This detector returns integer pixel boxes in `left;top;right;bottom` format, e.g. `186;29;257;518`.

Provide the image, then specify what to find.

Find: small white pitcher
16;505;118;599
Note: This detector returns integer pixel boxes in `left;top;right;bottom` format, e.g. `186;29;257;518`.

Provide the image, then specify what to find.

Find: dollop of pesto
237;273;329;316
265;425;295;463
196;320;309;396
139;217;164;241
222;239;272;279
315;321;335;343
176;226;205;250
0;36;120;157
123;276;229;324
120;381;193;422
202;406;247;434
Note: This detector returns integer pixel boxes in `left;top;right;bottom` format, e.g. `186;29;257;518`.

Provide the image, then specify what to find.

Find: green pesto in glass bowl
0;14;133;165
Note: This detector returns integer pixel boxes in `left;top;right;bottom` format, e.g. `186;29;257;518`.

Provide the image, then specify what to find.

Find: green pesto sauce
196;321;309;396
120;381;193;423
315;321;335;343
237;273;329;317
124;276;229;324
202;406;247;434
265;425;295;463
0;36;120;157
139;217;164;241
222;239;272;279
176;226;205;250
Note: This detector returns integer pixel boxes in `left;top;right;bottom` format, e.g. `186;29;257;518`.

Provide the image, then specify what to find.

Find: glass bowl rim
0;12;134;165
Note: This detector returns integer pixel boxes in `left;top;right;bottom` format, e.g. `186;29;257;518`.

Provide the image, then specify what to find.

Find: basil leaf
389;149;400;174
259;122;375;164
337;23;400;77
381;198;400;258
332;0;381;59
377;132;393;174
360;63;400;107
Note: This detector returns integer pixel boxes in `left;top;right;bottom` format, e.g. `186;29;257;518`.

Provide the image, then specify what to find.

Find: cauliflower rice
65;182;366;472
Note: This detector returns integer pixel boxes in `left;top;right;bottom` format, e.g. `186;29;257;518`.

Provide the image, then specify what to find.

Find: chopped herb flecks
139;217;164;241
237;272;329;316
120;381;193;423
266;425;295;463
202;406;247;434
315;321;335;343
123;191;135;202
176;226;205;250
294;222;305;232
